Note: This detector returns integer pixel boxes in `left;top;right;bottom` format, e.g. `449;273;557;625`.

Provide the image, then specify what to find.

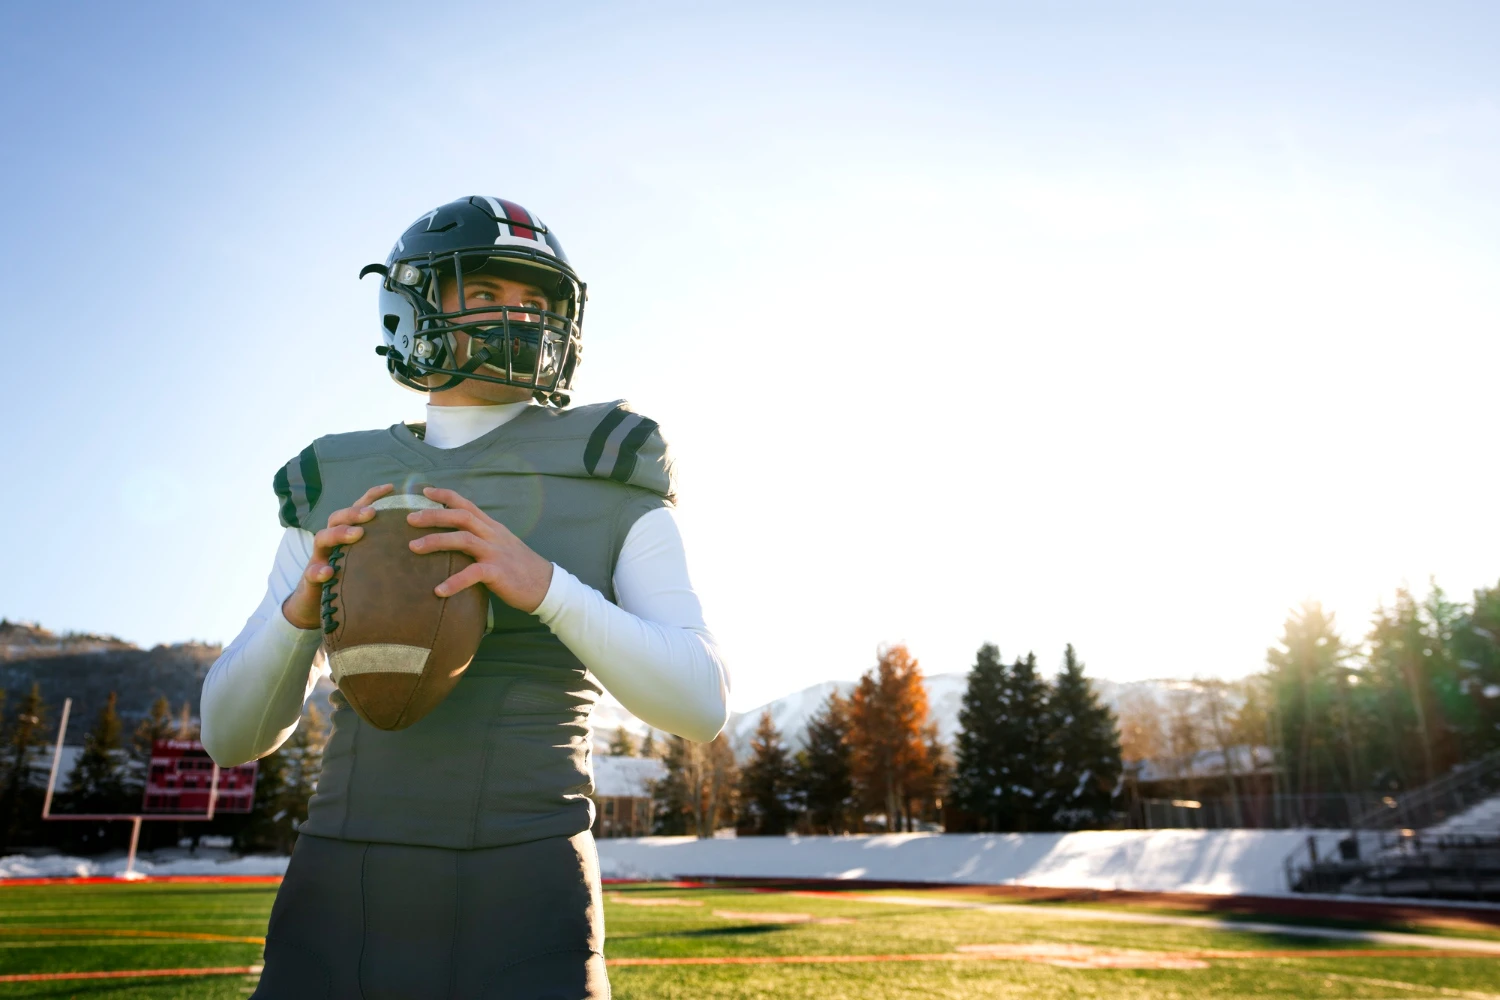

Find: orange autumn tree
847;644;940;832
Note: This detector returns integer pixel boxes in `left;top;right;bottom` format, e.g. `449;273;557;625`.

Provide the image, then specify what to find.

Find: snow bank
2;830;1342;897
596;830;1347;897
0;851;289;879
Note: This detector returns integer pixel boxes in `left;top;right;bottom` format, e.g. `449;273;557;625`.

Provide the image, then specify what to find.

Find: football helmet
361;197;586;404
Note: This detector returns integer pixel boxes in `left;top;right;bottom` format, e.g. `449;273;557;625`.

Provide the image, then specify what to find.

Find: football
319;491;489;730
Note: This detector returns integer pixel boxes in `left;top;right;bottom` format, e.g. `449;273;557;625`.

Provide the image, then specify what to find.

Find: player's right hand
281;484;395;631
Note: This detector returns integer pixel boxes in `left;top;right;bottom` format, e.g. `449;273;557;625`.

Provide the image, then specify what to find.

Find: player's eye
468;289;496;303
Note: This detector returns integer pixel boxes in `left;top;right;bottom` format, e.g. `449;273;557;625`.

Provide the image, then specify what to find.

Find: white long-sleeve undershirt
200;401;730;766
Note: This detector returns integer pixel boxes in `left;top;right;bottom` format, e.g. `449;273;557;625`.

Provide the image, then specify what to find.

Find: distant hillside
0;640;221;739
0;619;135;662
596;672;1199;758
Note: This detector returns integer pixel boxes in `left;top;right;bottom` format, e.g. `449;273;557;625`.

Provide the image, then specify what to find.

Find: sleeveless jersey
271;400;674;849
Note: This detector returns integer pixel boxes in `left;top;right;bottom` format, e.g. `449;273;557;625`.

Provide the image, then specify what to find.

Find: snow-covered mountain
593;673;1194;756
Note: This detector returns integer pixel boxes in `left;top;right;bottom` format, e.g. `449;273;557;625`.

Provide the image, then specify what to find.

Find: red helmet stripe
496;199;537;241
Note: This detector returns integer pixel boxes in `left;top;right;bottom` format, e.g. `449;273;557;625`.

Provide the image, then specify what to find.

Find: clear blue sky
3;2;1498;710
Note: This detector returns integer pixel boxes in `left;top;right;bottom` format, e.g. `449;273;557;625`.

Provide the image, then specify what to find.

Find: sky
2;2;1498;712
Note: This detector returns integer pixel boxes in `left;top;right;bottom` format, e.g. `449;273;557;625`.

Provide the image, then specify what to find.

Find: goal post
41;697;248;880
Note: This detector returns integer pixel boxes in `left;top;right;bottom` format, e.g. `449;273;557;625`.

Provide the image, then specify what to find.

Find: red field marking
0;875;282;887
0;965;260;984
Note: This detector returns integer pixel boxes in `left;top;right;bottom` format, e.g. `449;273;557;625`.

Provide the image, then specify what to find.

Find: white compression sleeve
200;527;323;766
202;504;730;764
534;506;731;742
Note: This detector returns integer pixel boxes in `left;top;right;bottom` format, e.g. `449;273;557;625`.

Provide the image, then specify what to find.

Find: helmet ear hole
383;315;401;334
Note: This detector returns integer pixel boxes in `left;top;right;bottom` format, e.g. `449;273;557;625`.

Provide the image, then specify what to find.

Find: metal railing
1129;794;1387;830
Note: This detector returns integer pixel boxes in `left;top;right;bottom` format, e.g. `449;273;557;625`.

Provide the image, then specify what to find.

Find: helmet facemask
373;247;584;404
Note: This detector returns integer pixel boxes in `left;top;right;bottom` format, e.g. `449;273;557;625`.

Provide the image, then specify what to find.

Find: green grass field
1;879;1498;999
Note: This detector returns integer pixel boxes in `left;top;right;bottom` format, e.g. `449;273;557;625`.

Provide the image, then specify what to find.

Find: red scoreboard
142;739;257;815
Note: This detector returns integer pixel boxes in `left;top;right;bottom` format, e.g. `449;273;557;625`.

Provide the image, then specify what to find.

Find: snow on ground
594;830;1350;897
0;848;289;879
0;829;1345;897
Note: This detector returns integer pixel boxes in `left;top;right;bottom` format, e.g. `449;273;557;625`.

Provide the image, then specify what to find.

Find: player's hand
406;486;554;614
281;483;396;631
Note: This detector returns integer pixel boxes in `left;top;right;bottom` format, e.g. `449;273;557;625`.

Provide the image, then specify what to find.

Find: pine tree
63;691;131;815
240;740;292;853
795;691;855;834
953;643;1008;829
737;711;795;835
1453;581;1500;759
0;684;48;851
1267;601;1356;801
640;730;659;759
238;705;329;853
989;653;1051;831
128;695;176;797
1046;645;1121;829
607;725;638;757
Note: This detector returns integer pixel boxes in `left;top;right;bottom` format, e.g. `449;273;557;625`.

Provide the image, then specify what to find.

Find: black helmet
361;197;586;405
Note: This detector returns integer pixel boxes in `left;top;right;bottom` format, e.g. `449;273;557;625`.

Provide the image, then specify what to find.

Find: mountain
594;672;1195;757
0;620;228;740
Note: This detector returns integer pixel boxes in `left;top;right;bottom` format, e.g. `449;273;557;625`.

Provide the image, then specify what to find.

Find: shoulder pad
579;401;676;502
272;443;323;529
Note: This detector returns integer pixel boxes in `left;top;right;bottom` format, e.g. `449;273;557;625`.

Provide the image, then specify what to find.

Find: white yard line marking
862;895;1500;955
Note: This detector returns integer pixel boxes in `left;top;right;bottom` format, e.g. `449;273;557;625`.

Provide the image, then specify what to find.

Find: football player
201;196;730;999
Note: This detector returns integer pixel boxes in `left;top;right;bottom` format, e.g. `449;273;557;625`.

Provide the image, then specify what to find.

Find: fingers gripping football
281;484;395;630
407;486;554;613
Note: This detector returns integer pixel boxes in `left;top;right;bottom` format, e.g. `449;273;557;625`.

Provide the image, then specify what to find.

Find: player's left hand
406;486;554;613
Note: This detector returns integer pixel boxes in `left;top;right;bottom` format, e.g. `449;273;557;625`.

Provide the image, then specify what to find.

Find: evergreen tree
640;730;659;759
128;695;176;796
607;725;638;757
1453;581;1500;759
1046;645;1121;829
63;691;131;815
953;643;1007;829
240;741;292;853
0;684;48;851
737;711;795;835
1267;601;1358;802
993;653;1051;831
1362;588;1465;791
795;691;856;834
239;705;329;853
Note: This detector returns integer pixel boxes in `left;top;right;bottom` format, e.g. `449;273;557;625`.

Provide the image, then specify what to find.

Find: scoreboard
142;739;257;815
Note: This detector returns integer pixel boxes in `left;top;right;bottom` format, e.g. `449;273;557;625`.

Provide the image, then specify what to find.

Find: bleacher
1286;751;1500;902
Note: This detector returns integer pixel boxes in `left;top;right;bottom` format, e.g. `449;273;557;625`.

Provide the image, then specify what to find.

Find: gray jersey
272;400;674;849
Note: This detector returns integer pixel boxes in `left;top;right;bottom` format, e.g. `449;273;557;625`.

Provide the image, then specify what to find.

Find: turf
0;880;1496;998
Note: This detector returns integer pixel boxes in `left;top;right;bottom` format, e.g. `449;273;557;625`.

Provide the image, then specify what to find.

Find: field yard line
608;949;1500;969
0;965;262;984
0;926;265;944
863;895;1500;954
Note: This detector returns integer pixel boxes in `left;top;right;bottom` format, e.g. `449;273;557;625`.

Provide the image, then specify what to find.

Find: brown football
319;491;488;730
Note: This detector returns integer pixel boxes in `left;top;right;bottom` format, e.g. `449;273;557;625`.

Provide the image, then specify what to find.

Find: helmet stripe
495;198;537;241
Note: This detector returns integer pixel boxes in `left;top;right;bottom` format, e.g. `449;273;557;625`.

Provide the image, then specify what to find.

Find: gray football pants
252;830;609;999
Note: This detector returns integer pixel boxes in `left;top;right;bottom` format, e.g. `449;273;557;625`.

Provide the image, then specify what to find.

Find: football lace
320;544;346;634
